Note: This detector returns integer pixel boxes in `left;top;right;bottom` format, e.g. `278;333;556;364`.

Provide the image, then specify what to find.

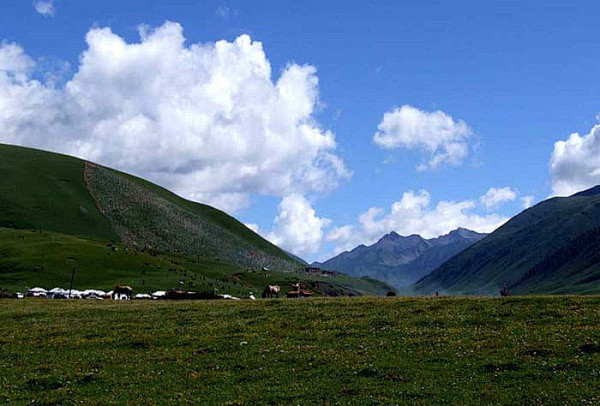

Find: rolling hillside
0;143;390;296
314;228;485;289
0;143;297;271
413;186;600;295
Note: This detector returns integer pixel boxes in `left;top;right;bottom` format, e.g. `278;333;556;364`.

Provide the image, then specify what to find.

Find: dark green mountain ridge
414;186;600;294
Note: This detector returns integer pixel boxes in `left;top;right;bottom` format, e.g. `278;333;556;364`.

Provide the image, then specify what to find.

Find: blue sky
1;0;600;261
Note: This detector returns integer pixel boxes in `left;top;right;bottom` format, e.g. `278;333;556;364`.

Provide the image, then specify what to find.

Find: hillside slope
0;143;392;296
314;228;485;288
84;162;298;271
0;143;298;271
0;144;117;240
413;186;600;294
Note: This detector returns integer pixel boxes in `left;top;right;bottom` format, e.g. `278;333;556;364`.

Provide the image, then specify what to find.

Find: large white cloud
550;125;600;196
0;22;349;212
326;189;507;255
480;187;517;209
373;105;473;170
267;194;331;257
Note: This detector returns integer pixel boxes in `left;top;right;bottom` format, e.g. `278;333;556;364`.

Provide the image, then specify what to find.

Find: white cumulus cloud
480;187;517;209
0;22;349;213
550;124;600;196
267;194;331;257
373;105;473;171
0;42;34;74
326;189;507;255
33;0;55;17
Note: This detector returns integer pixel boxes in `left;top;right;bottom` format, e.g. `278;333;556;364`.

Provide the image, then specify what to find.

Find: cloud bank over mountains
0;21;349;214
326;189;508;255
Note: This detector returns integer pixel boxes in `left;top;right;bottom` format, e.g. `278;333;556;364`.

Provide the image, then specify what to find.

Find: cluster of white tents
18;288;250;300
24;287;163;300
26;287;113;299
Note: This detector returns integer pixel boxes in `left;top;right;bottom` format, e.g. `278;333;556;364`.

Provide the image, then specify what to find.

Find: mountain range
313;228;486;289
414;185;600;294
3;142;600;296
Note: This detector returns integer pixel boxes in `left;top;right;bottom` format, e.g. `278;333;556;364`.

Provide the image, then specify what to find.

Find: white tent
27;287;48;297
219;294;240;300
47;288;68;299
67;289;83;299
82;289;106;297
151;291;166;299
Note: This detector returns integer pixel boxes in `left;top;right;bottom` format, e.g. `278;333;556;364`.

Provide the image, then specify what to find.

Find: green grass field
1;296;599;404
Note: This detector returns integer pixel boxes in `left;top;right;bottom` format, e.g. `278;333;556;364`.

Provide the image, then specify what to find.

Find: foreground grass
1;297;599;405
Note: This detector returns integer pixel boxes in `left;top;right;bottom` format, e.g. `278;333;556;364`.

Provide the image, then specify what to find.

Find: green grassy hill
0;143;390;296
413;186;600;294
0;143;297;271
84;162;299;272
0;144;117;240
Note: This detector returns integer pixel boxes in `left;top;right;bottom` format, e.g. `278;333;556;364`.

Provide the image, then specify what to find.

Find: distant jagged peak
373;228;485;247
571;185;600;198
317;227;486;268
447;227;486;239
377;231;424;244
352;244;368;251
385;231;400;239
428;227;487;246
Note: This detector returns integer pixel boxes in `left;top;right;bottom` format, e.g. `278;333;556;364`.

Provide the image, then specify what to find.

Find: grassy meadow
1;296;599;404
